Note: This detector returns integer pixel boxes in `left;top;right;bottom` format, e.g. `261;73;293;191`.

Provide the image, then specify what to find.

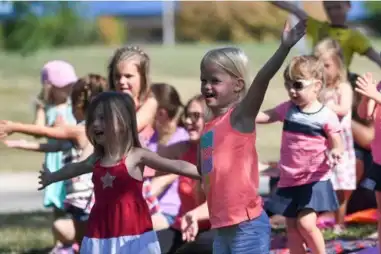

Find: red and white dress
80;159;161;254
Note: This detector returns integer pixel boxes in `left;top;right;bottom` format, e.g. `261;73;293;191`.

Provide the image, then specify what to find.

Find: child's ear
314;80;323;92
234;78;245;93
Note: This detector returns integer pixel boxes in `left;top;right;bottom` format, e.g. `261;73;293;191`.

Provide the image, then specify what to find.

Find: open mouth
203;91;216;99
94;130;104;137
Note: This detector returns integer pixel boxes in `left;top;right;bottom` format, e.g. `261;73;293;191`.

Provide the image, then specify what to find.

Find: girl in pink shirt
256;55;343;254
356;73;381;249
181;20;307;254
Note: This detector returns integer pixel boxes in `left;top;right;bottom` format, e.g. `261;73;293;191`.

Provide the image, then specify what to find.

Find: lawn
1;42;381;172
0;211;376;254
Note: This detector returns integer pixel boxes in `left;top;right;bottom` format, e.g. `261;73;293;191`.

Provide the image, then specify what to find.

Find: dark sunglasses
183;112;203;122
285;80;314;91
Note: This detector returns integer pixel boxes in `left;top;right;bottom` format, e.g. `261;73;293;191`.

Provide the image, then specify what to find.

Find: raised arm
137;148;200;179
355;73;380;120
234;20;306;123
364;48;381;68
271;1;308;21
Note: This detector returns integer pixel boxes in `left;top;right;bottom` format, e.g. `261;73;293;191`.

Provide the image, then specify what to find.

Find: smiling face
183;99;205;142
113;60;142;104
284;79;322;107
200;63;241;110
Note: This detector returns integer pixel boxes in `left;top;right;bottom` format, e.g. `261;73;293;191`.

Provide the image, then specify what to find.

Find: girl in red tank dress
38;92;200;254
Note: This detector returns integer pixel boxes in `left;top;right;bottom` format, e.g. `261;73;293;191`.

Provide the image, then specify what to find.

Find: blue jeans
213;211;270;254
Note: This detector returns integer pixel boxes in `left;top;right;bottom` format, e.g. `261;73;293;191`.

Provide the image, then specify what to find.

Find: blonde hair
108;46;151;105
201;47;250;99
284;55;325;85
314;38;348;87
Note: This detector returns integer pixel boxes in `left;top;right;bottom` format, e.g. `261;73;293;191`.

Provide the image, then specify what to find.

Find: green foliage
176;2;287;42
364;2;381;15
2;2;101;56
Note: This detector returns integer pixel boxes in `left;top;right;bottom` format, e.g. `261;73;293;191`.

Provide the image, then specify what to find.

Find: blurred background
1;1;381;253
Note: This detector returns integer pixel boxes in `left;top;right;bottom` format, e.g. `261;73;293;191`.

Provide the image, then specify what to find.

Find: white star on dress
101;171;116;189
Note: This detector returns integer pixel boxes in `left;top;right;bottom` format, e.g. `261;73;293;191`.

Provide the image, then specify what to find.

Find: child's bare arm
150;174;179;197
256;108;279;124
0;121;81;141
271;1;308;21
38;155;94;190
326;84;352;117
233;20;306;125
137;148;200;179
136;97;158;132
4;139;71;153
355;73;380;120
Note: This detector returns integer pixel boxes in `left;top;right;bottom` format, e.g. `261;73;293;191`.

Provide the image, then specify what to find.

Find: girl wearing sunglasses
255;55;343;253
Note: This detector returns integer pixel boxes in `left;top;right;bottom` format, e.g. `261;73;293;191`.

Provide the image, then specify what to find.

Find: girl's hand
38;164;53;190
0;120;14;139
181;211;198;242
3;139;29;148
281;19;307;49
327;148;342;167
355;72;379;100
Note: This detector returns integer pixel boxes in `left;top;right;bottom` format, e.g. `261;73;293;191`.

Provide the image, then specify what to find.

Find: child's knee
296;210;318;234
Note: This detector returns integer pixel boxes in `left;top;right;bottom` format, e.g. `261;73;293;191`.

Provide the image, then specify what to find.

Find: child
180;20;306;254
1;74;109;252
37;92;200;254
107;45;161;214
271;1;381;69
256;55;343;253
314;38;356;234
356;72;381;250
145;83;189;230
156;94;213;254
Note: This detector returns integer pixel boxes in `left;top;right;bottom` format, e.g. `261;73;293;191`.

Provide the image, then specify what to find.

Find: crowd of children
2;1;381;254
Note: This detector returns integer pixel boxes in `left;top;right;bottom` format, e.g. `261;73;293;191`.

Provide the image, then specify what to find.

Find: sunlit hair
314;38;348;88
283;55;325;85
151;83;183;122
86;92;141;160
71;73;109;114
201;47;250;99
108;45;151;105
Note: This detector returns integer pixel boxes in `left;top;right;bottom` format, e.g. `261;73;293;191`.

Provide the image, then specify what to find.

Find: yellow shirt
307;17;371;68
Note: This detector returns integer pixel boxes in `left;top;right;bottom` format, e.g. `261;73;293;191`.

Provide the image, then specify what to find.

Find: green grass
0;211;53;254
1;41;381;172
0;211;376;253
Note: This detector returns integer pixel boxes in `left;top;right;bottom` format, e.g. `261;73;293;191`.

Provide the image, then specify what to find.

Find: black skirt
265;180;339;218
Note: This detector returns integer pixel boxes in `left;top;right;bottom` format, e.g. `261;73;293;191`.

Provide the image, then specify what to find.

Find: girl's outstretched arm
4;139;71;153
256;109;280;124
137;148;200;179
233;20;306;124
38;155;94;190
0;121;81;141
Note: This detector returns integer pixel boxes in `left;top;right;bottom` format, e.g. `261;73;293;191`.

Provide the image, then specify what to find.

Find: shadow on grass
0;210;53;254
